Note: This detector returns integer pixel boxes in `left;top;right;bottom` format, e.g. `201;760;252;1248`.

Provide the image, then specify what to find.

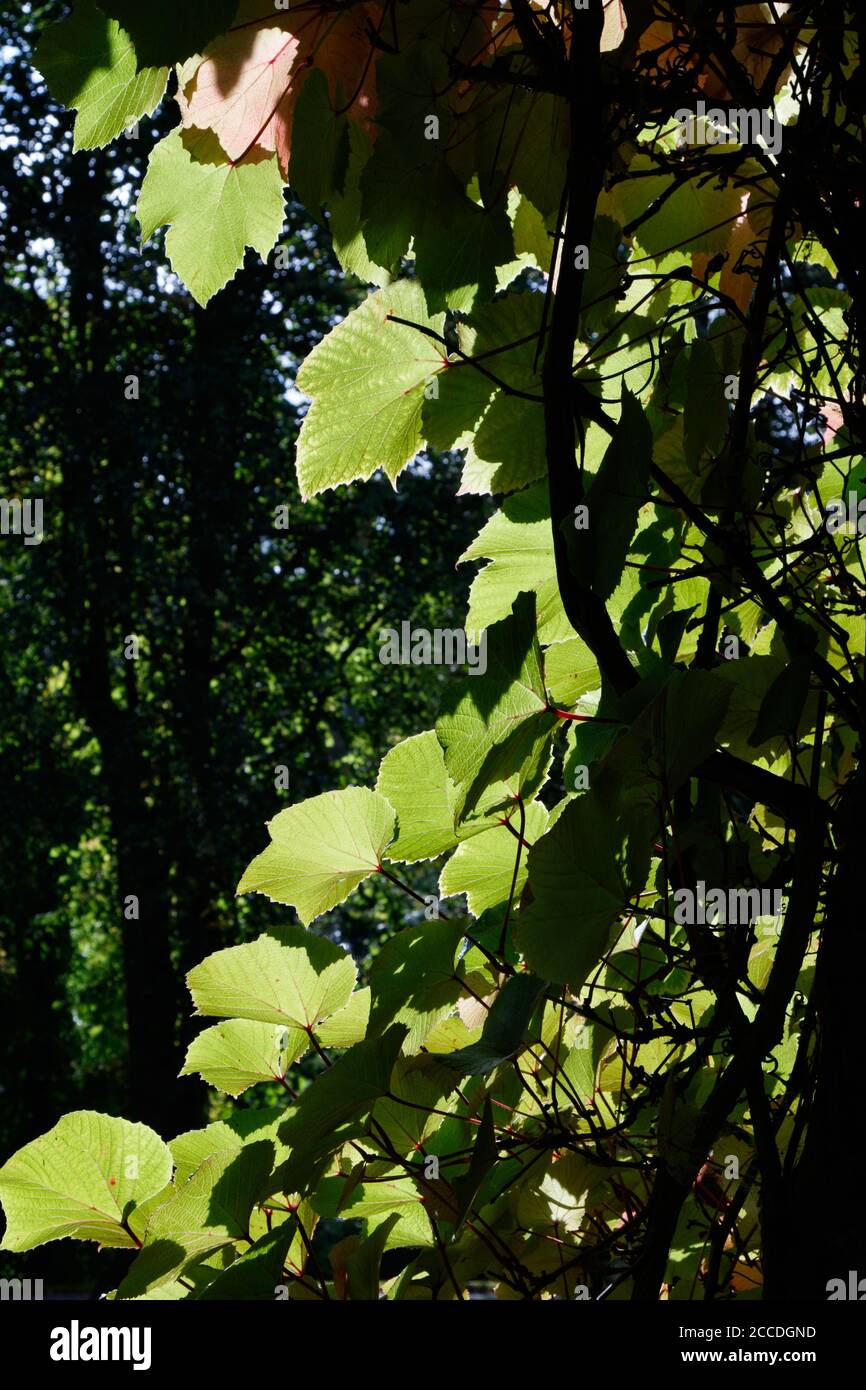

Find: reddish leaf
178;0;379;173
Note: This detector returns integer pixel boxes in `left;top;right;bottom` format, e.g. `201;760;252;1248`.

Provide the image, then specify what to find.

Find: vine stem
498;796;526;956
548;706;621;724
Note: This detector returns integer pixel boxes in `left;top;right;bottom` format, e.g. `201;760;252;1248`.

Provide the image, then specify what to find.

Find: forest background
0;0;483;1290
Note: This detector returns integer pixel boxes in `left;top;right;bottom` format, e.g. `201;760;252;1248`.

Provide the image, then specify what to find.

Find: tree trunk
58;151;192;1138
769;765;866;1299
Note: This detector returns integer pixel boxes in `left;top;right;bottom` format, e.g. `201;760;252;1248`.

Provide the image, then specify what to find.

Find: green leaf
376;731;459;864
515;1152;595;1234
581;216;629;336
345;1212;402;1298
518;795;647;985
138;128;285;307
710;656;806;759
181;1019;307;1098
496;190;552;288
357;42;513;310
462;87;567;219
604;153;745;258
118;1141;275;1299
271;1029;407;1194
573;390;653;600
237;788;395;924
288;67;349;217
0;1112;172;1253
314;1173;420;1223
368;919;468;1051
436;592;558;819
658;1079;701;1184
315;988;371;1049
450;1097;498;1229
196;1224;295;1301
562;703;621;789
328;122;392;284
294;280;445;499
362;144;513;311
414;165;514;314
187;925;357;1028
747;654;812;746
684;338;730;468
459;483;574;644
556;1017;614;1105
544;637;600;707
97;0;237;68
439;801;548;916
169;1110;287;1186
432;973;547;1076
597;670;732;813
371;1058;456;1155
34;0;167;152
423;292;547;493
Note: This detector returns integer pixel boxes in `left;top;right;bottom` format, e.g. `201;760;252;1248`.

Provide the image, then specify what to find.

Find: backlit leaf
0;1112;172;1253
237;789;395;924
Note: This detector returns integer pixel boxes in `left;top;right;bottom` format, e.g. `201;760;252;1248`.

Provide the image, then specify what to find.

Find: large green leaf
458;86;568;220
459;484;574;644
747;655;813;746
423;291;546;492
367;919;468;1051
376;731;459;864
118;1141;275;1299
97;0;237;68
327;121;392;283
436;593;558;819
357;42;513;311
371;1058;457;1155
414;166;514;315
572;390;653;601
518;795;648;985
339;1212;403;1299
287;67;349;217
362;140;513;312
581;215;630;336
195;1224;295;1301
684;338;730;468
237;788;395;924
294;280;445;499
424;289;609;497
35;0;167;152
603;153;745;258
432;973;547;1076
710;656;806;760
595;670;732;813
271;1028;407;1194
187;925;357;1028
543;637;600;707
440;800;548;916
138;128;285;307
450;1097;498;1228
169;1110;287;1186
181;1019;307;1098
315;988;371;1049
0;1112;172;1253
